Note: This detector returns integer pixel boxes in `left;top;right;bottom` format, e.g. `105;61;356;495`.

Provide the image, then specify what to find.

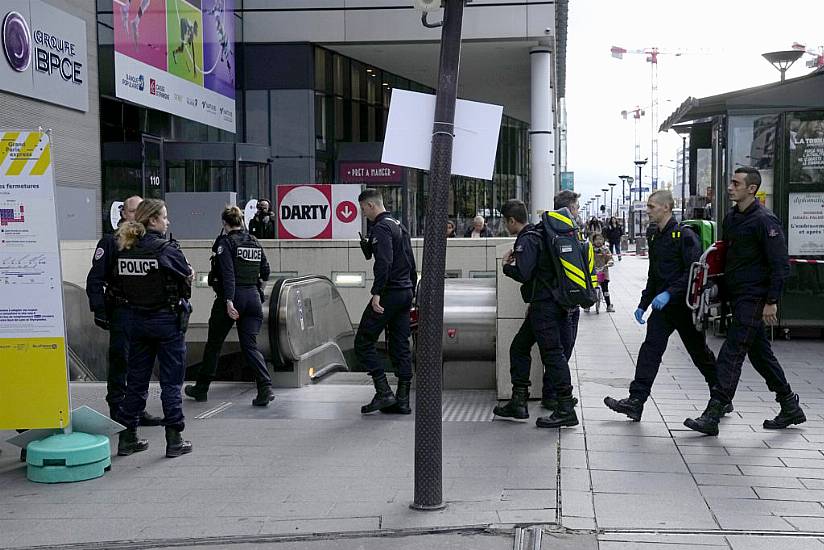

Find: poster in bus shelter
789;116;824;185
113;0;236;133
788;192;824;256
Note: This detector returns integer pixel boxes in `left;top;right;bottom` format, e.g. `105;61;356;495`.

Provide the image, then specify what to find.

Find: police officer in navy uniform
686;167;805;435
493;198;579;429
184;206;274;406
85;195;161;427
355;188;417;415
115;199;194;458
604;190;724;421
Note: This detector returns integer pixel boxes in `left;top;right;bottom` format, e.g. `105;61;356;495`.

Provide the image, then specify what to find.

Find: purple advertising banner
202;0;234;99
339;162;403;184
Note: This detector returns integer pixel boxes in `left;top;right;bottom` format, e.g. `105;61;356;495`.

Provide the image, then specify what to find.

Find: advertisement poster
113;0;235;133
789;117;824;184
0;130;71;429
788;192;824;256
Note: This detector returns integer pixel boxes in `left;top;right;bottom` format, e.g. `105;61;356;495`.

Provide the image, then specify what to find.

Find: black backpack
537;208;598;309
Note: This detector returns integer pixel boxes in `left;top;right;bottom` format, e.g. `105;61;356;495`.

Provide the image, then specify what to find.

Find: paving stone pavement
1;255;823;549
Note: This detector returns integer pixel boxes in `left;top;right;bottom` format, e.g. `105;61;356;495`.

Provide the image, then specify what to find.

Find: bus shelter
660;68;824;333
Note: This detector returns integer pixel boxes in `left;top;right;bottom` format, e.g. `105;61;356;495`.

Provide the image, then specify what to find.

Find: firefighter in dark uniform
85;195;161;426
686;167;805;435
115;199;194;458
184;206;274;406
604;190;724;421
355;188;417;415
493;198;579;429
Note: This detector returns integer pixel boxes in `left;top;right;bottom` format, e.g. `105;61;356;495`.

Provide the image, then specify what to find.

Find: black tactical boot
361;374;397;414
165;426;193;458
604;396;644;422
184;382;209;402
381;380;412;415
764;392;806;429
252;386;275;407
541;396;578;412
493;386;529;420
117;428;149;456
684;399;726;436
139;411;163;426
536;395;579;428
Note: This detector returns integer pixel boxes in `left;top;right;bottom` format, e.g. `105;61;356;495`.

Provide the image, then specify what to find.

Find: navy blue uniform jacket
369;212;417;296
213;230;271;301
503;223;553;303
86;233;119;313
722;200;789;303
639;217;702;311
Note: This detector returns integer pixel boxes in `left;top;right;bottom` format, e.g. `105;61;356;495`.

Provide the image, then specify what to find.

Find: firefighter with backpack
604;190;726;422
493;196;596;428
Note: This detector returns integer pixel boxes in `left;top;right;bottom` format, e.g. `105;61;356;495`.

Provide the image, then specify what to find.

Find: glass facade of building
95;7;529;236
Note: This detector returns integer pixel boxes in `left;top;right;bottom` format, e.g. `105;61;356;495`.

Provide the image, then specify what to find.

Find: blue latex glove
651;291;671;311
634;308;646;325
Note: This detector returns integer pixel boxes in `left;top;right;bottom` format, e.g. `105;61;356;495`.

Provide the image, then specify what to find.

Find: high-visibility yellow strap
0;131;21;166
548;211;574;227
6;132;41;176
560;257;585;279
29;143;51;175
587;245;595;272
564;269;586;289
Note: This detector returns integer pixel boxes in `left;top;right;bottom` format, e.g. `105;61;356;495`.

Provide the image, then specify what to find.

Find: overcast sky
565;0;824;211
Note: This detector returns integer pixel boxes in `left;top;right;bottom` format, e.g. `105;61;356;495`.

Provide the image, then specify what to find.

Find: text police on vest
237;247;262;261
280;205;329;220
118;258;159;275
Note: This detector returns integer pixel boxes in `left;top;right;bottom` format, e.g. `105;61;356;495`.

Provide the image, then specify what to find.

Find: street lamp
634;159;648;238
672;125;689;219
618;175;632;233
762;50;804;82
608;182;616;217
601;188;609;218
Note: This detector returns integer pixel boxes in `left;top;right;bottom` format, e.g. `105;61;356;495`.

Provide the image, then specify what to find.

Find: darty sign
276;184;362;240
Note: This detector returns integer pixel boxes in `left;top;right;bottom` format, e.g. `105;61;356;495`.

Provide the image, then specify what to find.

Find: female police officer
115;199;194;458
184;206;274;406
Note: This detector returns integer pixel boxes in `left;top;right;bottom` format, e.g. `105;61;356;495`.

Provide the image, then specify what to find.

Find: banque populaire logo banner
113;0;235;133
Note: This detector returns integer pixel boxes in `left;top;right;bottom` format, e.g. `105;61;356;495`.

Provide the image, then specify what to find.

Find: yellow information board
0;131;71;429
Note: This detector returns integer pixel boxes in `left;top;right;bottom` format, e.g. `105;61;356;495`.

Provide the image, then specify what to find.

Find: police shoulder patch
94;247;105;261
768;227;779;238
515;244;524;252
216;245;224;254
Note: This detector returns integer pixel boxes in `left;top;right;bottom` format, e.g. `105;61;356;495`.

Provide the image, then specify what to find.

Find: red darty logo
277;185;333;239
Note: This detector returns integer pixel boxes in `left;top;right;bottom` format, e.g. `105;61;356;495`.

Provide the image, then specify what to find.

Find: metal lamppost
762;50;804;82
601;188;609;218
634;159;648;237
413;0;468;512
608;182;616;217
672;127;689;219
618;175;632;234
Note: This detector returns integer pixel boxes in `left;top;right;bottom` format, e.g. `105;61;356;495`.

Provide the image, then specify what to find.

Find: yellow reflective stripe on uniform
587;245;595;272
6;132;41;176
564;269;587;289
29;143;50;175
548;211;574;227
560;257;585;279
0;131;21;167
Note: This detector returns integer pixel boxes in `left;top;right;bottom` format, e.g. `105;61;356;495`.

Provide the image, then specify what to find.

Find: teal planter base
26;432;111;484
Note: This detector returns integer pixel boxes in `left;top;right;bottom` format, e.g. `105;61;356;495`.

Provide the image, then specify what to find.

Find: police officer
493;198;578;428
604;190;724;421
355;188;417;415
86;195;162;427
184;206;274;406
685;167;805;435
115;199;194;458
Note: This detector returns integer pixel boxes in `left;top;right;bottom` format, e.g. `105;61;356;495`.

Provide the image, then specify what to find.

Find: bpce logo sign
2;11;31;72
2;9;83;84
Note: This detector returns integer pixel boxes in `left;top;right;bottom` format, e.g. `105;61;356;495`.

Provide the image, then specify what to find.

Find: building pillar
529;46;554;221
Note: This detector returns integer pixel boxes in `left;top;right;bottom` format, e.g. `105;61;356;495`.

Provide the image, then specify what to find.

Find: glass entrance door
142;135;164;199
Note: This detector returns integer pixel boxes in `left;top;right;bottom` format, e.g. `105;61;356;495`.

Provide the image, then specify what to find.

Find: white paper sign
381;89;503;181
788;192;824;256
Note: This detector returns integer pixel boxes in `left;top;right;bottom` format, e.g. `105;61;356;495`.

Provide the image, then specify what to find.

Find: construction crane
620;105;646;163
611;46;708;192
792;42;824;69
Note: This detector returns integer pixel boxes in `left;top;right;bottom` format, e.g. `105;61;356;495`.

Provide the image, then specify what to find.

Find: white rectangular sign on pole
0;130;71;429
381;89;503;181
